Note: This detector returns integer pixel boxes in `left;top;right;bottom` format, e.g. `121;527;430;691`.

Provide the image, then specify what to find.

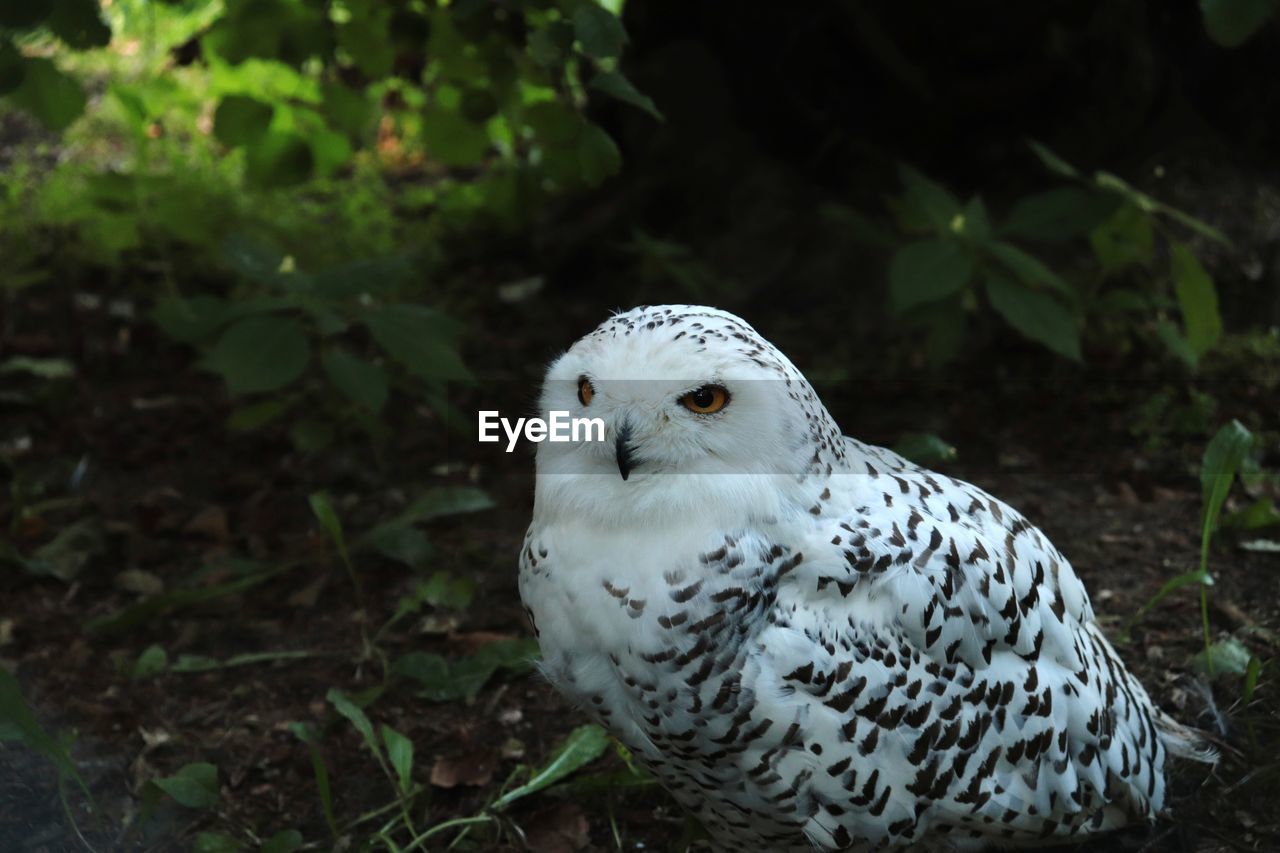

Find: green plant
394;724;612;850
1135;420;1268;680
3;0;658;451
1200;0;1280;48
152;237;470;452
869;142;1229;366
0;671;96;848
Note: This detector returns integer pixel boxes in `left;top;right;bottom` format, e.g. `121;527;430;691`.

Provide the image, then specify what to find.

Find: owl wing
811;440;1095;675
767;443;1165;844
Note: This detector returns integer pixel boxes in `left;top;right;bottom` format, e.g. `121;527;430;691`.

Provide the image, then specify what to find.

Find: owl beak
615;422;636;481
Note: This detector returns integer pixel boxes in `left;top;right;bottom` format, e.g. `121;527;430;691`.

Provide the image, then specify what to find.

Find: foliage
0;671;94;845
1135;420;1270;683
865;144;1229;367
1;0;655;447
1200;0;1280;48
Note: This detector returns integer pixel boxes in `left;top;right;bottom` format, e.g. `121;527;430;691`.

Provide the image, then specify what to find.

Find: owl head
532;305;846;526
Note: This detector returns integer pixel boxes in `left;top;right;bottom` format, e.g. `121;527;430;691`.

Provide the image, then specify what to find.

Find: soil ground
2;289;1278;852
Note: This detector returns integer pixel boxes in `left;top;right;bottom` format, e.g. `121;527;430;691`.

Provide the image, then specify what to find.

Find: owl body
519;306;1207;851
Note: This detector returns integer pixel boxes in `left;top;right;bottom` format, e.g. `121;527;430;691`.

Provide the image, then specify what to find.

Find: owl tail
1155;712;1220;764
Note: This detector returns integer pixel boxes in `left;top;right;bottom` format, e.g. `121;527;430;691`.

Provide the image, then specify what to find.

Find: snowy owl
518;305;1210;852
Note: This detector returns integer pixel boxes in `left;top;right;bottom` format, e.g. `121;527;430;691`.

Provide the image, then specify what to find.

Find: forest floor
2;286;1278;853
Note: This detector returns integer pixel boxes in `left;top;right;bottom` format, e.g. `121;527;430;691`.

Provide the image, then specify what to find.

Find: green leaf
391;652;452;691
290;418;334;453
193;832;242;853
1094;172;1231;245
984;273;1082;361
0;671;86;793
528;21;574;66
1201;420;1253;531
891;433;956;466
365;524;433;568
132;644;168;680
898;165;962;233
1201;0;1277;47
493;725;609;810
6;57;85;131
152;762;220;809
1135;567;1213;620
47;0;112;50
151;296;232;344
1001;187;1116;242
1026;139;1080;179
589;70;662;120
526;101;585;145
988;241;1072;295
397;572;475;614
204;315;310;395
1156;319;1201;369
393;640;539;702
1221;499;1280;530
1244;656;1262;704
244;133;315;188
214;95;274;147
1089;203;1154;273
579;122;622;186
321;83;372;140
401;487;495;523
888;239;973;315
1193;637;1253;675
361;488;491;567
460;88;499;123
322;350;388;413
958;196;990;244
308;492;350;567
308;126;353;178
337;10;394;78
289;723;337;839
227;398;294;432
311;254;415;299
1171;241;1222;356
573;3;627;59
364;305;470;381
261;830;303;853
381;725;414;795
422;108;491;168
327;689;382;758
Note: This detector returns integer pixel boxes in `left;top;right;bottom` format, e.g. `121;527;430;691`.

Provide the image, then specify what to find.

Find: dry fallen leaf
138;727;172;752
449;631;516;655
287;573;329;608
115;568;164;596
429;750;498;789
184;505;231;541
501;737;526;760
524;803;590;853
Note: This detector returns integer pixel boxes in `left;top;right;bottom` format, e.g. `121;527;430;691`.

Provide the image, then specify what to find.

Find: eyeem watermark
478;411;605;452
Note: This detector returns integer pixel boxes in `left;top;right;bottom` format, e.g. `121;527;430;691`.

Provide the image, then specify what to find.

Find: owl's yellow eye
577;377;594;406
680;385;730;414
